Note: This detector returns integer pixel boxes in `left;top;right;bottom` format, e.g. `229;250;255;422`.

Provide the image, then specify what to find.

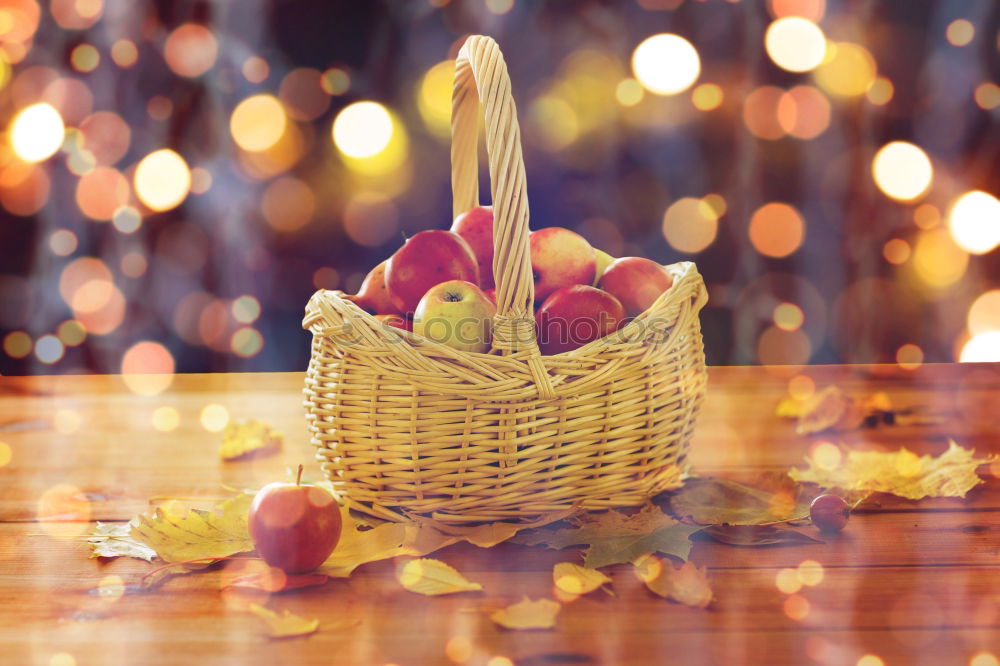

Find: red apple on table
386;230;480;315
534;285;625;356
451;206;495;289
413;280;496;353
598;257;674;318
592;249;616;286
344;260;396;315
248;469;342;574
529;228;596;302
374;313;413;332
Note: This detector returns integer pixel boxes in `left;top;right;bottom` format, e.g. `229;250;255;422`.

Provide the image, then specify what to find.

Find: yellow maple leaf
643;559;712;608
397;558;483;595
248;603;319;639
130;493;255;563
316;504;413;577
789;440;995;500
490;597;561;630
552;562;611;597
219;420;282;461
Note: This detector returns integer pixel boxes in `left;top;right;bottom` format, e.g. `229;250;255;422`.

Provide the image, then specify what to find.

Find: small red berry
810;494;850;533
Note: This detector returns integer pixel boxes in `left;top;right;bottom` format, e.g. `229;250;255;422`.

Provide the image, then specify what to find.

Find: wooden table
2;364;998;665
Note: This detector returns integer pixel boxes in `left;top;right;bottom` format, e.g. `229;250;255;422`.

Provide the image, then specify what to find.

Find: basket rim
304;259;706;362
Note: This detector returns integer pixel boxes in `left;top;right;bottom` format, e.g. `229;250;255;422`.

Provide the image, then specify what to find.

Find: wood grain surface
1;363;998;666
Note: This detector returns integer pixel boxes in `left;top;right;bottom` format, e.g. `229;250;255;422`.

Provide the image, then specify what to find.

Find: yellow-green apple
534;285;625;356
451;206;495;289
529;228;596;302
592;249;616;286
598;257;674;318
386;230;479;315
344;260;396;315
413;280;496;353
374;313;413;332
248;472;342;574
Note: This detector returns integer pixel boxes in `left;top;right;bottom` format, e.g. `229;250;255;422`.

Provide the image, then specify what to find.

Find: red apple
530;228;596;302
534;285;625;356
451;206;495;289
344;260;396;315
248;472;342;574
484;287;496;305
598;257;674;318
374;313;413;332
413;280;496;353
386;230;479;315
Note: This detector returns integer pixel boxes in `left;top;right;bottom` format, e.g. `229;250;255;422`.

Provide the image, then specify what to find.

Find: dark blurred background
1;0;999;378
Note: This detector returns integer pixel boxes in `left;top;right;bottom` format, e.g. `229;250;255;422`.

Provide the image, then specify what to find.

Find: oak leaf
397;558;483;595
87;522;157;561
248;603;319;639
130;493;255;563
219;420;282;461
789;440;995;500
643;559;712;608
552;562;611;596
513;504;701;569
490;597;560;630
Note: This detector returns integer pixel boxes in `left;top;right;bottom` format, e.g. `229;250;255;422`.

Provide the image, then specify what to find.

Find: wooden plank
2;365;998;520
1;536;997;664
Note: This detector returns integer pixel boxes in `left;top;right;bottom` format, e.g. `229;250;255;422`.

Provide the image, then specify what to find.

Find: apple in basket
535;285;625;356
598;257;674;318
374;313;413;332
451;206;496;289
529;227;597;302
249;471;342;574
413;279;496;353
386;230;480;315
343;260;397;315
592;249;616;286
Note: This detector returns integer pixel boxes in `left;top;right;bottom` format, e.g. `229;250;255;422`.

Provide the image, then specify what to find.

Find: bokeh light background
1;0;999;379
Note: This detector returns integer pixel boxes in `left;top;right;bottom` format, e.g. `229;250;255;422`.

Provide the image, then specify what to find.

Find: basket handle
451;35;554;399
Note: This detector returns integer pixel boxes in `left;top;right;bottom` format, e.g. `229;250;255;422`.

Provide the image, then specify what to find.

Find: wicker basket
302;35;708;523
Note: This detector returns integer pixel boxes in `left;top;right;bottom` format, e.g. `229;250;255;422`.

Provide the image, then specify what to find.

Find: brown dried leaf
408;509;576;548
796;386;852;435
513;504;701;569
226;570;328;593
643;559;712;608
669;475;818;525
397;558;483;596
701;524;823;546
490;597;561;630
789;440;995;500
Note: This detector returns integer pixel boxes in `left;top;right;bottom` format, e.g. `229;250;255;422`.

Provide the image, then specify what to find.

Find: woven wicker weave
302;35;708;523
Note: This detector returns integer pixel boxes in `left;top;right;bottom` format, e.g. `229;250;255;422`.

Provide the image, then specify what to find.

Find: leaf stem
296;464;303;486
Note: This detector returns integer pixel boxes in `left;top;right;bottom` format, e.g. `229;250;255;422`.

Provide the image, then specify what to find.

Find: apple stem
296;464;304;486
